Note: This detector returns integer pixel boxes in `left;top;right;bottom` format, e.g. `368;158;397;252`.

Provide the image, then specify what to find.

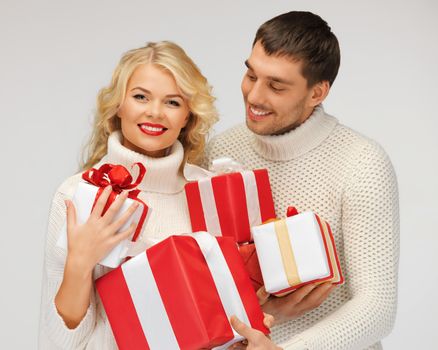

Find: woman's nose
145;100;162;119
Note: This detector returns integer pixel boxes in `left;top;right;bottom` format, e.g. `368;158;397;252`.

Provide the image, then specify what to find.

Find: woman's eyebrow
131;87;183;99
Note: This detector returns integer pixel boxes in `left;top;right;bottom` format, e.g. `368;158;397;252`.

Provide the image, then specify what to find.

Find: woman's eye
134;94;147;101
167;100;181;107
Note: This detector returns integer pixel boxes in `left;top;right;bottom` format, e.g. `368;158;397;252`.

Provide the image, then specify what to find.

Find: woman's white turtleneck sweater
39;131;191;349
205;106;399;350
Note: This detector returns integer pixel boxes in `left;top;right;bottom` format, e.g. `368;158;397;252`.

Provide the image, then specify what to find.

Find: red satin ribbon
286;206;299;217
82;163;147;241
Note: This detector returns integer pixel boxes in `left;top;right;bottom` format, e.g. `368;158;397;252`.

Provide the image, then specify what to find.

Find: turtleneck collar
251;105;338;161
98;131;186;194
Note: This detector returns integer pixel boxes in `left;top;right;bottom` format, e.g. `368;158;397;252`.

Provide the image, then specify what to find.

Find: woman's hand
65;186;138;273
228;316;282;350
55;186;138;328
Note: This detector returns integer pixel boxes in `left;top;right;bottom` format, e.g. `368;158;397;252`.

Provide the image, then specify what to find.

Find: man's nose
247;81;266;106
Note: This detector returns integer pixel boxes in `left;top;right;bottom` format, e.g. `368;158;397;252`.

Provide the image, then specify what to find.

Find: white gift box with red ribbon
57;163;150;268
57;181;149;268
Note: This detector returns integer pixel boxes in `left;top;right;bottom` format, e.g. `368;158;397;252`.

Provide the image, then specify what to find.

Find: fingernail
231;315;241;324
64;200;69;208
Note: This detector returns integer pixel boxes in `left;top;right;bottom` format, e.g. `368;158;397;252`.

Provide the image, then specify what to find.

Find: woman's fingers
101;190;129;224
107;201;139;233
90;186;113;219
65;200;77;234
108;222;137;247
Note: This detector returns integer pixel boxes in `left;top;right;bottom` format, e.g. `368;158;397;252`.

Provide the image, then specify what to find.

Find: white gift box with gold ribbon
251;211;342;296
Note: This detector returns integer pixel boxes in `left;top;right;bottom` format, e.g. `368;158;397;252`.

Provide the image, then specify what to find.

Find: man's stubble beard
245;98;307;136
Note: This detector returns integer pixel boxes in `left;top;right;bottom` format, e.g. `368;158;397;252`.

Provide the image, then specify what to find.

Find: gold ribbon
274;220;301;287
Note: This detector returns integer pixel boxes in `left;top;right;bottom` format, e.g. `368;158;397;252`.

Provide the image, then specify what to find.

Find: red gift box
238;243;264;292
185;169;276;243
96;232;268;350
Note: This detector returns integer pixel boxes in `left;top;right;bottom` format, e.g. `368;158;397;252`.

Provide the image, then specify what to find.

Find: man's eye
247;73;257;81
270;84;285;92
134;94;147;101
167;100;181;107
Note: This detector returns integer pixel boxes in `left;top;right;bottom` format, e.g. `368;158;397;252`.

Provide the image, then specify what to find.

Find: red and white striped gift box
185;169;276;243
96;232;268;350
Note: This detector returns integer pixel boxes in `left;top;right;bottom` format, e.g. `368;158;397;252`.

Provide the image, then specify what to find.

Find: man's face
242;41;316;136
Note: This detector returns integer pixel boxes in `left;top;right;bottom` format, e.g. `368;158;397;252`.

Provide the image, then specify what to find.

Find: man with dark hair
207;11;399;350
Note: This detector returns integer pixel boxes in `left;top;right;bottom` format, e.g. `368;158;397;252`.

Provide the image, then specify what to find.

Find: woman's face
117;64;190;157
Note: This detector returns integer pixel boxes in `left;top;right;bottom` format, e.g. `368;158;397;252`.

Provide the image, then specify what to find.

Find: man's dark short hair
253;11;340;87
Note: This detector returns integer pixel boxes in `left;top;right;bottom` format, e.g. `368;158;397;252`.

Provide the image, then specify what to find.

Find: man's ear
308;81;330;107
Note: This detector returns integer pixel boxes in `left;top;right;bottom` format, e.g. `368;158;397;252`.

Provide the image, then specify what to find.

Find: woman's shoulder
54;172;84;199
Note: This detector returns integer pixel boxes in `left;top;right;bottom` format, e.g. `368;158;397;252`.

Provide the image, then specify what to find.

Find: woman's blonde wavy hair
81;41;218;170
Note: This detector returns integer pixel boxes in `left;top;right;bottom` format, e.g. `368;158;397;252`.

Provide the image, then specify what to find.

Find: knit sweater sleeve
280;143;400;350
39;177;97;349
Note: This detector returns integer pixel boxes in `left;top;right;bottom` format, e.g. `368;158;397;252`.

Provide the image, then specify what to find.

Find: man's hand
257;282;335;324
228;316;282;350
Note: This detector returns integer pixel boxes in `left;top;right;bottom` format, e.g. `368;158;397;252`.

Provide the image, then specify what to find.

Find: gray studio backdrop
1;0;437;348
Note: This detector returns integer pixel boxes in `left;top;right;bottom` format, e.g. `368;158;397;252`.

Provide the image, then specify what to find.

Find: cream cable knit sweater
39;131;192;349
205;106;399;350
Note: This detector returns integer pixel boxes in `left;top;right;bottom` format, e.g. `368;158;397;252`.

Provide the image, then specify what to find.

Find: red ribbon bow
82;163;146;197
82;163;148;242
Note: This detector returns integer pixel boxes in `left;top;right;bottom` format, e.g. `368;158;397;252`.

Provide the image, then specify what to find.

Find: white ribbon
183;163;215;181
210;157;245;174
122;252;180;349
240;171;262;228
121;232;250;349
183;157;245;181
198;178;222;236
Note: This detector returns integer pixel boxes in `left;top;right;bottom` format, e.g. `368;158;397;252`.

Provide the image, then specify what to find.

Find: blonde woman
39;41;219;349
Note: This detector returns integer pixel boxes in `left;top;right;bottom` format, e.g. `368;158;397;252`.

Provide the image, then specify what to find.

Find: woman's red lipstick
138;122;167;136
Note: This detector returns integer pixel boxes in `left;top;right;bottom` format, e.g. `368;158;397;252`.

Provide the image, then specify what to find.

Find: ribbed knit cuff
45;299;96;349
279;337;308;350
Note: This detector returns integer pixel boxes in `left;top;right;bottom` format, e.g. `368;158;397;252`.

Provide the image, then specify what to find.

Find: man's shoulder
331;122;392;166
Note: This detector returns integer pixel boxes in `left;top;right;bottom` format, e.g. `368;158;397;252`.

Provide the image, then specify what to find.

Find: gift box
57;163;150;268
251;211;343;296
96;232;268;350
238;243;263;292
185;169;276;243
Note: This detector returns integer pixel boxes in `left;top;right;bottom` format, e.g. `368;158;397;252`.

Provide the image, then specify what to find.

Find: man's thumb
230;315;250;338
256;286;270;305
